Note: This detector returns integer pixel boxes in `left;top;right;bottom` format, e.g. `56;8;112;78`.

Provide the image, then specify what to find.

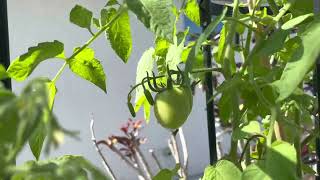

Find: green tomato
154;86;193;129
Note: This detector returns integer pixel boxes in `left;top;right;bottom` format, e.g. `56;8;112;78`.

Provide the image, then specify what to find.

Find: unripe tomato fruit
154;86;193;129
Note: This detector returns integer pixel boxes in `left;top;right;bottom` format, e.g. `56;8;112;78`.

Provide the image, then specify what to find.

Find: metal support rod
314;1;320;179
0;0;11;89
199;0;218;165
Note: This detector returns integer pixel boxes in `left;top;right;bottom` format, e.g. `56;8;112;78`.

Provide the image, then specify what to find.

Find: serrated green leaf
135;48;154;121
184;0;200;26
126;0;175;42
7;41;64;81
70;5;93;29
68;48;106;92
202;160;241;180
273;18;320;102
102;8;132;63
281;13;314;30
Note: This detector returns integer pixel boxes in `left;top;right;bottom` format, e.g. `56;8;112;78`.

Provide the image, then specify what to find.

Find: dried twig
90;118;117;180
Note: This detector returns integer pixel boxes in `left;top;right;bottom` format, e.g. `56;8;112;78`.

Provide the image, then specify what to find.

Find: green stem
293;108;302;178
267;107;277;147
52;5;126;83
273;0;296;23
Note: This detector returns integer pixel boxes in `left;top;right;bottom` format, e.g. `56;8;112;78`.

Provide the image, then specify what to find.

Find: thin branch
90;118;117;180
149;149;163;170
98;140;139;172
135;147;153;180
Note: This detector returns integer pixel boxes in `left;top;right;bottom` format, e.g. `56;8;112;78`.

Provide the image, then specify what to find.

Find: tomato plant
0;0;320;179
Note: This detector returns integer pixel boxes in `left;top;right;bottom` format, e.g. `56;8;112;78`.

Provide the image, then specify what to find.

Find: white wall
8;0;214;179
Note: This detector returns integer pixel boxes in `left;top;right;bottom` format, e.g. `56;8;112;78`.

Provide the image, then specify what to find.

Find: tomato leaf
126;0;175;42
70;5;93;29
232;121;261;140
101;8;132;63
153;164;180;180
68;48;107;92
242;141;297;180
134;48;155;121
273;18;320;102
7;41;64;81
202;160;241;180
29;120;46;161
281;13;314;30
184;0;200;26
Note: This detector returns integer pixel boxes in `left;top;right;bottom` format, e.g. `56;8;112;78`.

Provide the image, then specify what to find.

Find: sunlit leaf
126;0;175;42
68;47;107;92
7;41;64;81
70;5;93;29
101;8;132;63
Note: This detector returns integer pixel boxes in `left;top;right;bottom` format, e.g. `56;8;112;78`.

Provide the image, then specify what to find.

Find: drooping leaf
184;0;200;26
70;5;93;29
68;47;107;92
273;18;320;102
134;48;155;121
7;41;64;81
29;120;46;161
126;0;175;42
202;160;241;180
101;8;132;63
11;155;108;180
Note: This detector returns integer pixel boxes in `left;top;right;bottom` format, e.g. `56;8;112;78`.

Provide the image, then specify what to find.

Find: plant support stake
199;0;218;164
0;0;11;89
314;0;320;179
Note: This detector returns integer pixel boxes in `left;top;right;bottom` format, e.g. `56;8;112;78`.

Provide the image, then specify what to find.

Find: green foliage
184;0;200;26
3;0;320;179
273;17;320;101
202;160;241;180
242;141;298;180
102;7;132;63
70;5;93;29
134;48;155;121
126;0;175;42
153;164;180;180
68;47;107;92
7;41;64;81
10;155;109;180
